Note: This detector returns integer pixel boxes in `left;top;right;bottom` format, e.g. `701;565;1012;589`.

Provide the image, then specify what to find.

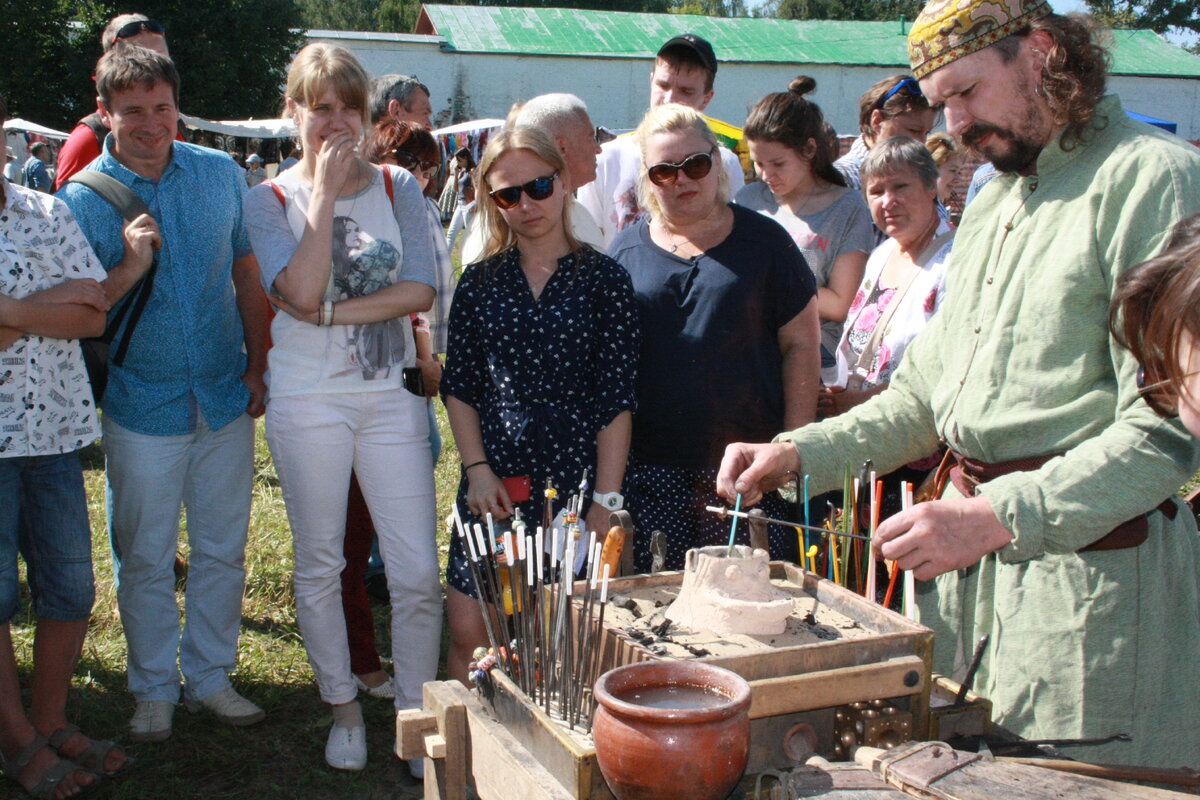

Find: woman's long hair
1110;215;1200;404
475;127;579;261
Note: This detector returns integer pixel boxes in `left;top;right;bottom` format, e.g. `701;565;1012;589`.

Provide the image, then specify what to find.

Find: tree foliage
2;0;302;131
1083;0;1199;38
756;0;923;22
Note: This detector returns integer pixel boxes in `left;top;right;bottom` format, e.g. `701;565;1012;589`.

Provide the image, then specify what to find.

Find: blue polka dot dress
441;245;640;596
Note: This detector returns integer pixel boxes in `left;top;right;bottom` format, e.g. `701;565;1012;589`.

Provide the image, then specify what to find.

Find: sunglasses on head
646;149;715;186
392;150;439;177
874;77;923;110
115;19;166;40
489;172;557;210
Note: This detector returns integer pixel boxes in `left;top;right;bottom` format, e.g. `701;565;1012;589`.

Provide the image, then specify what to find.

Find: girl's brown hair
1110;215;1200;407
366;119;440;198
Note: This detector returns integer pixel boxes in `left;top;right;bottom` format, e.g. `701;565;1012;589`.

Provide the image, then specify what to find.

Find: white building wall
310;31;1200;140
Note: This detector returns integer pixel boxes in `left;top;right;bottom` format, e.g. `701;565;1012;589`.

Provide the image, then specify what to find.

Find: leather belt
927;450;1177;552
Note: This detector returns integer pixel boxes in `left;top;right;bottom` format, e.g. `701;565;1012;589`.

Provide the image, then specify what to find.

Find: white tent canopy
4;119;71;139
433;119;505;136
179;113;296;139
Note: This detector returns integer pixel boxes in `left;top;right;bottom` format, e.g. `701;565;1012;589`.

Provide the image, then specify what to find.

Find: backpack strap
67;171;151;221
79;112;108;152
381;165;395;209
266;180;286;208
66;171;158;365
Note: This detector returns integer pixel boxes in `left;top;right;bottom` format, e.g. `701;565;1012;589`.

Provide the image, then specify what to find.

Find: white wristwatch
592;491;624;511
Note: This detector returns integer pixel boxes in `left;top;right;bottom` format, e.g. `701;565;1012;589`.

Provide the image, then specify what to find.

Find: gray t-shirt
735;181;874;356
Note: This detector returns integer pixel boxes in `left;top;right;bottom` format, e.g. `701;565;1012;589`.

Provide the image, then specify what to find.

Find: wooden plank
747;656;925;719
929;760;1199;800
395;709;439;759
458;687;580;800
860;742;1198;800
488;669;613;799
424;681;470;800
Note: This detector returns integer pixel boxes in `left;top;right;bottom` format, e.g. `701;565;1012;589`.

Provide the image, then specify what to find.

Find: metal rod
705;506;875;542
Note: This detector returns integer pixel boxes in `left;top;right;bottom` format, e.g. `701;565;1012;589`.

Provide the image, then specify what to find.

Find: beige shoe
184;687;265;726
354;673;395;700
130;700;175;742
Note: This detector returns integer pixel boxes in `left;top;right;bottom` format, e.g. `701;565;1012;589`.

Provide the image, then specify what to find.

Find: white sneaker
184;687;266;726
326;724;367;771
354;673;396;700
130;700;175;742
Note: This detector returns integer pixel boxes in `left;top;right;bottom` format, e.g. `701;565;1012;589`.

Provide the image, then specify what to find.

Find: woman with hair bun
737;77;873;384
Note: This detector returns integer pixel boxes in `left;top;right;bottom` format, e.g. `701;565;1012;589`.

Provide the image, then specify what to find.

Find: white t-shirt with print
0;182;105;456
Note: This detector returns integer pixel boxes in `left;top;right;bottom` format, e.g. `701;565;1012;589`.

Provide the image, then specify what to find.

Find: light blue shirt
57;138;252;436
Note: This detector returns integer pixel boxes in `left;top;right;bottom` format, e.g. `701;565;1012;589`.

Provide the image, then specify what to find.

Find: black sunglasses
874;77;923;110
646;150;715;186
392;150;439;177
115;19;166;40
1136;363;1181;418
489;172;557;210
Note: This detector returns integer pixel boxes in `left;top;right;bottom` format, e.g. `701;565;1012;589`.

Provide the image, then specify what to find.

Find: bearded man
717;0;1200;768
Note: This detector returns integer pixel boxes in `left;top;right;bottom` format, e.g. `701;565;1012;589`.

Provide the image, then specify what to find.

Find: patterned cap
908;0;1051;79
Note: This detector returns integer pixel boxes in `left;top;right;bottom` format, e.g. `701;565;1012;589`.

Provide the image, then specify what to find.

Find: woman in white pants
244;43;439;773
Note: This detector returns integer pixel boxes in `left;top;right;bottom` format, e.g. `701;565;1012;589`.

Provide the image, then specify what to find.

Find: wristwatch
592;491;624;511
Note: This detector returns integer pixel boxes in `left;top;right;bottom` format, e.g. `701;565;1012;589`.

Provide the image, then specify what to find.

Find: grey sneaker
130;700;175;742
184;687;266;726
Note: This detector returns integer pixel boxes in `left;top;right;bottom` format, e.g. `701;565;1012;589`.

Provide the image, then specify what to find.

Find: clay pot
592;660;751;800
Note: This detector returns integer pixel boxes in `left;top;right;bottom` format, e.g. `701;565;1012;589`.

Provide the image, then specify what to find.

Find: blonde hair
476;127;579;261
285;44;370;127
635;103;729;220
924;132;960;168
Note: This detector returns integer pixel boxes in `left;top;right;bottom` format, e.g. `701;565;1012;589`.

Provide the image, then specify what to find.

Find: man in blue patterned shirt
59;46;270;744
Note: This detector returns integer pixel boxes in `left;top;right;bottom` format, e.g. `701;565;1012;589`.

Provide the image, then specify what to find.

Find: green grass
6;406;461;800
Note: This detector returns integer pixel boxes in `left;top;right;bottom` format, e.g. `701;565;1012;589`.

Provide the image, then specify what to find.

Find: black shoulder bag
67;171;159;403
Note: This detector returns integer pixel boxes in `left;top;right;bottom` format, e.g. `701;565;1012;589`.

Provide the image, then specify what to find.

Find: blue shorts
0;451;95;623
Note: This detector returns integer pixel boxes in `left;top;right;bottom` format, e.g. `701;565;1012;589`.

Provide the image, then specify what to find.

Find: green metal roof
419;5;1200;78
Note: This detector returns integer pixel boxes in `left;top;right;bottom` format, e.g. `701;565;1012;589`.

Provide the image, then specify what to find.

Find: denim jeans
103;412;254;703
0;451;94;624
267;389;439;709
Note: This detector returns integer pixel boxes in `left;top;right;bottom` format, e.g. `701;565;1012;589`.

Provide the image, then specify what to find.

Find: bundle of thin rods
452;499;612;732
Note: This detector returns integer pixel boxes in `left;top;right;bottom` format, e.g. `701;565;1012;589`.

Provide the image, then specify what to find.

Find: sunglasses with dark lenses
115;19;166;40
646;150;715;186
874;77;923;110
392;150;439;177
489;172;557;210
1136;363;1178;417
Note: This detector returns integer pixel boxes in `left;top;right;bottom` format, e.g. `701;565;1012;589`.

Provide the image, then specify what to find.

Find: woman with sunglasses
440;127;638;685
737;77;873;385
609;103;819;572
833;75;937;193
244;44;439;773
1112;214;1200;436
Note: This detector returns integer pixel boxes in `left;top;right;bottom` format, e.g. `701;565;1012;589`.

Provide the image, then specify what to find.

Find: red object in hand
501;475;532;503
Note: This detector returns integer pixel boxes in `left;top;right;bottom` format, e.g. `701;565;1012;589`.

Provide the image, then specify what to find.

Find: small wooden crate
574;563;935;772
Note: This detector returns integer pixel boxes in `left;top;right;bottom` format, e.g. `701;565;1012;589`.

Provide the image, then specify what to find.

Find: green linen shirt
778;96;1200;767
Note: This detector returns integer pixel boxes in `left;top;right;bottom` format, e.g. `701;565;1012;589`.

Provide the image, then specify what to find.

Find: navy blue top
609;203;816;469
58;138;251;436
441;244;640;522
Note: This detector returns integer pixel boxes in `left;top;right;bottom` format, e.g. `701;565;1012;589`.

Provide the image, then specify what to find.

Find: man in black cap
578;33;744;248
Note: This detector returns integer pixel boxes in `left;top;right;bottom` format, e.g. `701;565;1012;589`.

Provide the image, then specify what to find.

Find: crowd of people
4;0;1200;795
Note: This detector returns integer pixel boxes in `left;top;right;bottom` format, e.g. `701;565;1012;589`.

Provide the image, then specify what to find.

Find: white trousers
266;389;439;708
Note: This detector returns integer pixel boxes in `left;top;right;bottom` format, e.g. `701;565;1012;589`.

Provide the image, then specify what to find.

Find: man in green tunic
718;0;1200;769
